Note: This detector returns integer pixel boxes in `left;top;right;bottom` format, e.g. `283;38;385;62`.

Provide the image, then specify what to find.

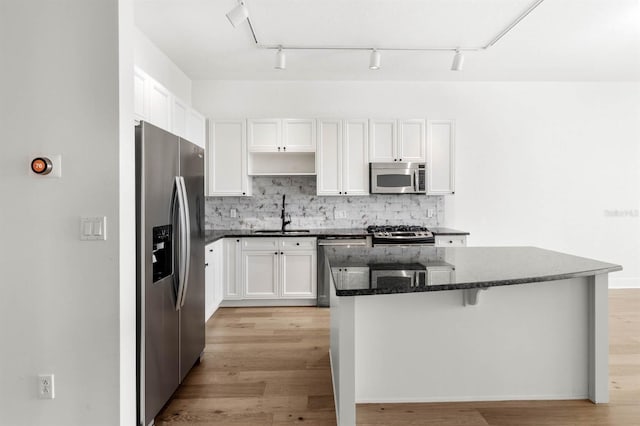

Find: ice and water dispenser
152;225;172;282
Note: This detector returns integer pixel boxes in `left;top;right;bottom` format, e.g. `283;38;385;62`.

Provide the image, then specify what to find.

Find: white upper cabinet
369;119;426;163
247;119;281;151
172;97;188;138
316;120;342;195
133;66;206;148
398;119;426;162
317;119;369;196
148;79;172;130
186;109;206;148
427;120;455;195
369;120;397;162
133;67;148;122
208;120;251;196
283;119;316;152
248;119;316;152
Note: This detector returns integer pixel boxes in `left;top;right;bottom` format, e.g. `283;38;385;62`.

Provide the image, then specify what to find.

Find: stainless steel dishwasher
317;236;371;307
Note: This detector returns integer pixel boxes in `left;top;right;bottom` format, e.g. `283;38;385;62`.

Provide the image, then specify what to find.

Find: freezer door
136;122;181;426
178;138;206;381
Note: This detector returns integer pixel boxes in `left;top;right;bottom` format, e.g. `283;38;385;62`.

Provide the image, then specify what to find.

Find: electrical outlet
334;210;347;219
230;208;237;218
38;374;55;399
427;208;435;218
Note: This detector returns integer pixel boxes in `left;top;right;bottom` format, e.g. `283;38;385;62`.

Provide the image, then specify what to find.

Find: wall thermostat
30;155;61;178
31;157;53;175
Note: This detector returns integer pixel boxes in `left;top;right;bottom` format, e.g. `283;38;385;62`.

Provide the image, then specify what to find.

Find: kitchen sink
253;229;311;234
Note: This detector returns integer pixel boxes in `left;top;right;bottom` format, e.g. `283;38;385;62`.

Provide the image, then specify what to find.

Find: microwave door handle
414;170;418;192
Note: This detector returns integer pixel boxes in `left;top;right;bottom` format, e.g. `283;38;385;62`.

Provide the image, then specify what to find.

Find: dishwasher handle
318;238;370;247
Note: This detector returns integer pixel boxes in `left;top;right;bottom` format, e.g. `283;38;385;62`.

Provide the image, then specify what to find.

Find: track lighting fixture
451;50;464;71
226;2;249;28
369;49;381;70
275;47;286;70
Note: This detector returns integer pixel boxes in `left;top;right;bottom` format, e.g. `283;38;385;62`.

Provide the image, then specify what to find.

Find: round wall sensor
31;157;53;175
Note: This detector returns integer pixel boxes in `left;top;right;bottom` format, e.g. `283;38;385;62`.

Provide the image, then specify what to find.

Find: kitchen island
325;246;622;426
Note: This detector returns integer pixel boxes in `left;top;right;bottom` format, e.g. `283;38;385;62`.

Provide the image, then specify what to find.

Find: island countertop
326;246;622;296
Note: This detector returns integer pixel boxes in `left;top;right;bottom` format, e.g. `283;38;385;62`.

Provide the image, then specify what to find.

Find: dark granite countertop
326;246;622;296
204;227;468;245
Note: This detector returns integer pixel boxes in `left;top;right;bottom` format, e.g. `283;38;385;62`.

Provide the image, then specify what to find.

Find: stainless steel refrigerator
136;121;205;426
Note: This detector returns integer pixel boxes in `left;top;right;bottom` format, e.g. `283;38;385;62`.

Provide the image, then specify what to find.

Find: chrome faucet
281;194;291;232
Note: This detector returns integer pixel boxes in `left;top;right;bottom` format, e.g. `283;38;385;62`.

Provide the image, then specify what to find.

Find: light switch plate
80;216;107;241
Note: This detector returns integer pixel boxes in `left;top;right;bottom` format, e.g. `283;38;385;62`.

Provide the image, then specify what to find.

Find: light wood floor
156;290;640;425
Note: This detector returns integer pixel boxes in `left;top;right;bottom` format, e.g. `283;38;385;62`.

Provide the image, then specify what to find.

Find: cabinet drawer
280;237;317;250
242;237;279;251
435;235;467;247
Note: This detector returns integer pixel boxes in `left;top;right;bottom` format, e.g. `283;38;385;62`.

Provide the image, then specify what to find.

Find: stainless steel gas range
366;225;435;246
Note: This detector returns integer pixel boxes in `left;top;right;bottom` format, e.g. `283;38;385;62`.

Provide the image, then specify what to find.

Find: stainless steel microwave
370;162;426;194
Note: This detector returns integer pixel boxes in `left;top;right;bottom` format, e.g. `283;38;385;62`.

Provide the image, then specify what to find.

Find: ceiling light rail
226;0;546;71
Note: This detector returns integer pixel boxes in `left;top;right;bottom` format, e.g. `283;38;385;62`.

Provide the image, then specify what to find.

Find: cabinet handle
296;243;300;246
344;192;347;194
280;251;284;255
399;158;402;161
339;191;342;194
283;146;287;151
205;263;209;267
449;240;453;244
242;192;246;195
274;252;278;255
278;147;281;151
394;159;397;162
237;239;240;242
209;249;213;252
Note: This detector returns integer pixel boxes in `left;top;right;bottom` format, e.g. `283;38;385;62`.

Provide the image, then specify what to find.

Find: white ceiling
134;0;640;81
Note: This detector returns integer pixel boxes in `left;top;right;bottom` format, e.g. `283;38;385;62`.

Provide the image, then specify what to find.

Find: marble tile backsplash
205;176;443;230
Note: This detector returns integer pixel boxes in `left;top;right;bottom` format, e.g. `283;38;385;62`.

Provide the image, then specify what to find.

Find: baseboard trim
220;299;317;307
355;394;589;404
609;277;640;289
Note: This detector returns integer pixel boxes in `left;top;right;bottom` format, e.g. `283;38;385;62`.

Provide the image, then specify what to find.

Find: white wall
0;1;131;424
193;80;640;288
134;26;192;103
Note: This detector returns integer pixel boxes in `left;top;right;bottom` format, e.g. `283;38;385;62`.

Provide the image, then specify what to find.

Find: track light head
369;49;381;70
451;50;464;71
275;47;286;70
226;2;249;28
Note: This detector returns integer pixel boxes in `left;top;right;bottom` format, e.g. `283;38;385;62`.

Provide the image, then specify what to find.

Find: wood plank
155;289;640;426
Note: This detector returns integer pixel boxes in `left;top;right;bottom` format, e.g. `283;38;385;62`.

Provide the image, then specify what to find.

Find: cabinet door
172;97;188;138
187;109;206;149
369;120;397;162
398;119;426;162
208;120;250;196
224;238;242;299
205;244;215;321
434;235;466;247
247;119;281;152
427;120;455;195
280;251;317;298
148;79;172;131
243;251;279;298
427;266;456;285
316;120;342;195
133;67;148;122
283;119;316;152
212;240;225;312
342;119;369;196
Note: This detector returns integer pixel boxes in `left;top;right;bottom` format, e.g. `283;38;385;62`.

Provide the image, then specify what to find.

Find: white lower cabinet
223;238;242;299
205;239;224;321
242;251;279;298
238;237;317;301
434;235;467;247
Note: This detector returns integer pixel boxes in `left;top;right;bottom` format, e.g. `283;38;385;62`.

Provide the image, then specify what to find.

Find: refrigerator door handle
172;176;188;311
178;176;191;308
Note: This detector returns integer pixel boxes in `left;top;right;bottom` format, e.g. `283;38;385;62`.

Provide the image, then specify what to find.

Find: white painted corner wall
192;80;640;288
0;0;134;424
